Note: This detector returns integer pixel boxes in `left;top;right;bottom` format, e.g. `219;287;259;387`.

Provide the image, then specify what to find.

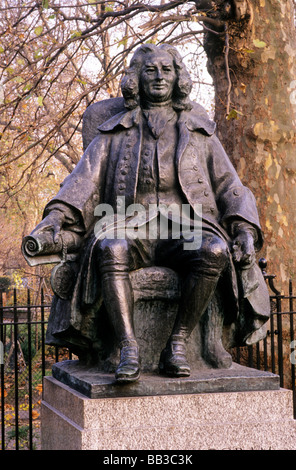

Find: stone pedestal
41;364;296;450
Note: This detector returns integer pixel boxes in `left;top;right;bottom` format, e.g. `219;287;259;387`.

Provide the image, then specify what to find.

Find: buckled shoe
159;335;190;377
115;340;140;383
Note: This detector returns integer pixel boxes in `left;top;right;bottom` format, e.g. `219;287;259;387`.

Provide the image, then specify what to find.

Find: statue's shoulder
183;101;216;137
82;97;126;150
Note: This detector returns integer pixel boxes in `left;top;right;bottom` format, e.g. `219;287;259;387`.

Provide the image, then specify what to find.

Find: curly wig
121;43;193;111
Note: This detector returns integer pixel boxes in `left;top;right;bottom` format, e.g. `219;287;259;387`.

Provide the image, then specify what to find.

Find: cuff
230;220;258;244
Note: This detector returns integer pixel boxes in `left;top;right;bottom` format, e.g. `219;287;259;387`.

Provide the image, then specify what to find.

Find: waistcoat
135;110;186;211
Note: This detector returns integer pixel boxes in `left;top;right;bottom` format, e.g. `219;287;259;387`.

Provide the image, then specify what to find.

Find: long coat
44;99;270;355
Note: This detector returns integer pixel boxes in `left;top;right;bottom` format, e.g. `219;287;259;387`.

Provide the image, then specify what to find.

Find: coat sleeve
44;133;110;232
208;135;263;250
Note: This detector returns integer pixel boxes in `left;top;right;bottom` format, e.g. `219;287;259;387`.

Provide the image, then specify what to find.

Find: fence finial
259;257;281;295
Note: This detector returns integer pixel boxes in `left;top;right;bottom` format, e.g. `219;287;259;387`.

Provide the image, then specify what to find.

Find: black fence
0;288;72;450
1;263;296;450
233;263;296;406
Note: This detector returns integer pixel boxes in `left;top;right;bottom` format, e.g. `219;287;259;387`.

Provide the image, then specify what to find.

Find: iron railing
233;259;296;417
0;288;71;450
1;261;296;449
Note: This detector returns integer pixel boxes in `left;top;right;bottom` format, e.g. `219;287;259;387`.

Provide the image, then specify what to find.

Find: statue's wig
121;43;193;111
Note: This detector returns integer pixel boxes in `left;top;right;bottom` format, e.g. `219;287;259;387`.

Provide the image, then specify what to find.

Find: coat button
233;188;240;196
119;184;126;190
198;178;204;183
204;190;209;197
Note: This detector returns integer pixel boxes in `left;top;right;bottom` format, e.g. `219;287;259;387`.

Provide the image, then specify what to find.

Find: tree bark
205;0;296;286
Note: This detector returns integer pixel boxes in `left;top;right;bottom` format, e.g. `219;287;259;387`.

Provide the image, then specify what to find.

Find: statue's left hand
231;231;256;267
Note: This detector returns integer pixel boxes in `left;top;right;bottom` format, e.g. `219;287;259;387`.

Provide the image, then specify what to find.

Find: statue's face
140;51;176;103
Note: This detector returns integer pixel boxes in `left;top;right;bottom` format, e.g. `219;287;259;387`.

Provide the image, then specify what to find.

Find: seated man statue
22;43;270;383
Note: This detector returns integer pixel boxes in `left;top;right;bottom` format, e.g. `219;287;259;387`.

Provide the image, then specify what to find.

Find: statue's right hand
31;210;66;244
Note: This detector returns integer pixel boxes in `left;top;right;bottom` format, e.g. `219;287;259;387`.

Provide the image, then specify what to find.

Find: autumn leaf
37;96;44;106
32;410;40;420
70;30;82;39
227;109;243;120
253;39;267;48
227;109;238;120
0;388;7;398
20;403;29;411
240;83;247;93
34;26;43;36
15;76;24;83
35;383;43;393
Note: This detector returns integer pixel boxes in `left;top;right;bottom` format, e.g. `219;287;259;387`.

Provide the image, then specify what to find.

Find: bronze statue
22;44;270;383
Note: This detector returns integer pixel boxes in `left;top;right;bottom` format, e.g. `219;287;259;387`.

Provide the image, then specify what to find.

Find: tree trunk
205;0;296;287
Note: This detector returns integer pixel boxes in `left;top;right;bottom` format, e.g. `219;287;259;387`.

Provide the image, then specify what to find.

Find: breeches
95;230;229;280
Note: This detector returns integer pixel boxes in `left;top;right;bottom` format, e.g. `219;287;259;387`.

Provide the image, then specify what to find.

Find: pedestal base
41;364;296;450
51;360;280;398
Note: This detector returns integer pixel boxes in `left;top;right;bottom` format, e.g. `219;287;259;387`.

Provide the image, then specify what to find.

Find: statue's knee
208;238;228;268
194;236;229;274
95;238;130;269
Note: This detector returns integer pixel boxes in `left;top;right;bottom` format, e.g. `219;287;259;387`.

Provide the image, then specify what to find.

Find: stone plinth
41;365;296;450
51;360;279;398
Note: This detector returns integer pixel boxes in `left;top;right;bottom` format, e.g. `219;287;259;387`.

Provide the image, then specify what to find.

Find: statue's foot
159;336;190;377
203;341;232;369
115;340;140;383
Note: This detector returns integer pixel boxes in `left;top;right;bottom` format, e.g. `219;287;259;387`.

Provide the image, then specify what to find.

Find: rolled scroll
22;230;82;266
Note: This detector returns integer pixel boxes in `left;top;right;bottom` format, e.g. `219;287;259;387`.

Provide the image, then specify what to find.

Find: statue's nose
156;69;164;80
